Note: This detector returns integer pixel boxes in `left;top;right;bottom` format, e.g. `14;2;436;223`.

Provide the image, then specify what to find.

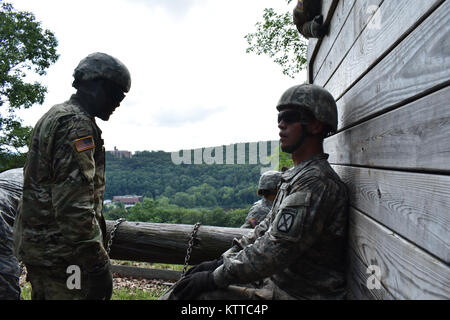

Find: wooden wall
307;0;450;299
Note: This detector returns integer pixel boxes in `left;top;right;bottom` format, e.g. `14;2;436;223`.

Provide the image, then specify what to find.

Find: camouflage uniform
13;95;108;299
203;153;349;300
241;171;281;228
241;198;273;229
0;169;23;300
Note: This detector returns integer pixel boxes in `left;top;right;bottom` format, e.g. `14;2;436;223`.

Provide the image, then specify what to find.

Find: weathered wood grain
306;0;339;82
335;1;450;130
347;248;395;300
325;86;450;172
348;208;450;300
333;165;450;263
110;264;181;281
107;221;250;265
312;0;381;82
316;0;443;100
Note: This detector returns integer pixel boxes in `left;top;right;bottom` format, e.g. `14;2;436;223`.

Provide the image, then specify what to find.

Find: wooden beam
106;220;251;265
348;208;450;299
333;165;450;263
315;0;444;99
110;265;181;281
334;1;450;131
325;86;450;173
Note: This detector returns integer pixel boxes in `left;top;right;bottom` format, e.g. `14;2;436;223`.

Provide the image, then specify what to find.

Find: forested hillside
105;141;285;209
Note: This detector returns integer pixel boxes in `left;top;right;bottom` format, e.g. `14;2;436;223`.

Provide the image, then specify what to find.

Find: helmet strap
282;123;311;154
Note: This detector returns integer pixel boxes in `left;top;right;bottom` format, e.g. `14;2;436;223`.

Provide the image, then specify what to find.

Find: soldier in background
241;171;281;228
165;84;349;300
13;52;131;300
293;0;327;39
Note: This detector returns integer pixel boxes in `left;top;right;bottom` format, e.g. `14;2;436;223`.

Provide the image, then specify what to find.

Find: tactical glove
172;271;217;300
86;262;113;300
184;257;223;277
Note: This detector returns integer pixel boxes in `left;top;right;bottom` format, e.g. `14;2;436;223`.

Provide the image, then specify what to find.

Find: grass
19;260;179;300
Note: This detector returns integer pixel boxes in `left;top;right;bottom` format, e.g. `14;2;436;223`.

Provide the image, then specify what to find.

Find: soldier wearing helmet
164;84;349;300
14;52;131;300
241;171;281;228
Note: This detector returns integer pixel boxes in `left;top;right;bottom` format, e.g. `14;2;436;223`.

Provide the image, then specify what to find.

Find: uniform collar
69;94;94;118
281;153;329;182
69;95;102;134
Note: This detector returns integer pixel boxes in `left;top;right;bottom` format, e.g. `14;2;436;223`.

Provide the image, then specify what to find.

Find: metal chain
181;222;201;278
106;218;125;254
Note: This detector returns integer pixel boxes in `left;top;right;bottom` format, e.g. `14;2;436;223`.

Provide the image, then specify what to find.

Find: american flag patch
74;136;95;152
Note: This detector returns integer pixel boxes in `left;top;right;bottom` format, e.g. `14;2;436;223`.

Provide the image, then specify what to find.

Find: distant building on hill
108;146;132;159
113;195;143;207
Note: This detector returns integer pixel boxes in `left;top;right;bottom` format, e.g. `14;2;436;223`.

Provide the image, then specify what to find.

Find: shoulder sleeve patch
74;136;95;152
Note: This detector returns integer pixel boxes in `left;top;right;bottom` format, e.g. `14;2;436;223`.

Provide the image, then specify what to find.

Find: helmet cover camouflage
258;171;282;191
73;52;131;92
276;84;338;133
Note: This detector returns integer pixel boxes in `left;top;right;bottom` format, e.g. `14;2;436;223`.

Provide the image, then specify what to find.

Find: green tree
245;0;306;78
0;2;59;171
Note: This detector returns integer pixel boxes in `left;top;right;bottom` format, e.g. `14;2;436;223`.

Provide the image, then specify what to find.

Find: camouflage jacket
240;198;273;228
14;95;109;272
213;154;349;299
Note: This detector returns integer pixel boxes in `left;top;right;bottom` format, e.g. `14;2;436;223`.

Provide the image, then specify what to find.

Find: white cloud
10;0;305;152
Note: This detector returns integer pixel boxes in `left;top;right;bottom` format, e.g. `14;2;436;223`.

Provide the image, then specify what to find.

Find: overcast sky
10;0;306;153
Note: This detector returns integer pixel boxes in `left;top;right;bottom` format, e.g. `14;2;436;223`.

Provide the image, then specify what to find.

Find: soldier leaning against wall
161;84;350;300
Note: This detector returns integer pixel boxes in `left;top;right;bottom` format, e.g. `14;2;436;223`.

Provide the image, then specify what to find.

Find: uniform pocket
271;191;311;242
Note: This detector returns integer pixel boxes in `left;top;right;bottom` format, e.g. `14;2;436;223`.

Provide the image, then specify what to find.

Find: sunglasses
277;110;310;124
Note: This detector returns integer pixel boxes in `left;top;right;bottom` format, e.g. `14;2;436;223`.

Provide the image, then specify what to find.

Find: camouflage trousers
159;278;296;300
26;264;89;300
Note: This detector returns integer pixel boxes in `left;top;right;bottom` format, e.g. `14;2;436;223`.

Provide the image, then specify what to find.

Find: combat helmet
276;84;338;134
257;171;282;195
73;52;131;93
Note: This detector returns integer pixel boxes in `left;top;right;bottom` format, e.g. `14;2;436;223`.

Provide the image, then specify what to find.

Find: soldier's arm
50;117;109;272
240;202;260;228
223;210;272;258
214;178;334;287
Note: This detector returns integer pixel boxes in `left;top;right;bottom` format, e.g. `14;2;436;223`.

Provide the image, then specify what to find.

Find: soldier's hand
86;262;113;300
172;271;217;300
184;258;223;277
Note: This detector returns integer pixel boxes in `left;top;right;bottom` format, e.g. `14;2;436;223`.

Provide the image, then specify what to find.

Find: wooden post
106;220;251;265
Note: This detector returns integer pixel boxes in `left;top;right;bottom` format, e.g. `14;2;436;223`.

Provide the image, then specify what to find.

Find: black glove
86;262;113;300
172;271;217;300
184;258;223;277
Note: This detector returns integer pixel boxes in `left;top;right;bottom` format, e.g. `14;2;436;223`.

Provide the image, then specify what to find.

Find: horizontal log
106;220;251;265
110;265;181;281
